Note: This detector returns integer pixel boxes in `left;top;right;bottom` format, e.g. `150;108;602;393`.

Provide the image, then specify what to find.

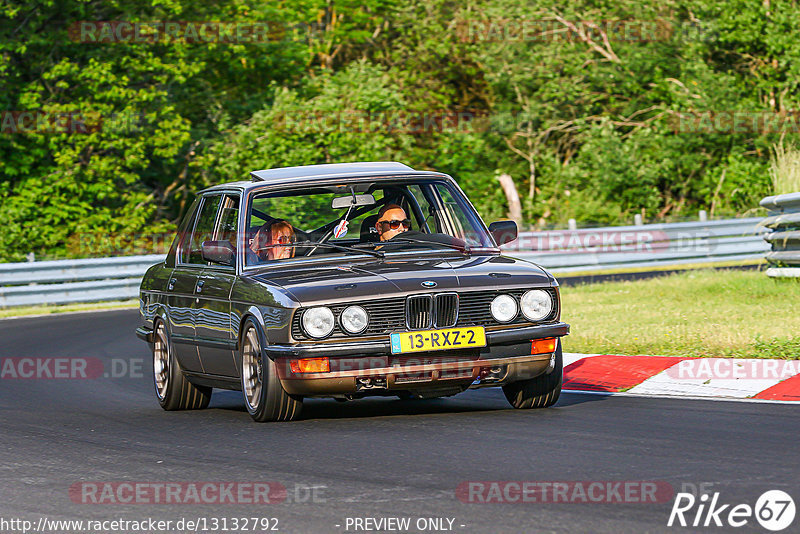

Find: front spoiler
278;353;555;396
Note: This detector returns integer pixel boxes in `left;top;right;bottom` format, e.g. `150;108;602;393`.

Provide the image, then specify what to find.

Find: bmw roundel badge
421;281;437;288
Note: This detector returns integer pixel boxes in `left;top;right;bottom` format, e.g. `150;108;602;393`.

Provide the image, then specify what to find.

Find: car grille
435;293;458;327
406;295;432;330
405;293;458;330
291;288;558;340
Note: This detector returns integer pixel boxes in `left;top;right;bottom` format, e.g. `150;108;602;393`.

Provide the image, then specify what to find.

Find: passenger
249;220;296;262
375;204;411;241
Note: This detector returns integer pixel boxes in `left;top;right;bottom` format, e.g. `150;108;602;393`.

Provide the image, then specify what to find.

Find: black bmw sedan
136;162;569;422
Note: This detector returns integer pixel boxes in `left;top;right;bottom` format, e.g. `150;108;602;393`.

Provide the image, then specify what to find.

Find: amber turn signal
290;357;331;373
531;338;557;355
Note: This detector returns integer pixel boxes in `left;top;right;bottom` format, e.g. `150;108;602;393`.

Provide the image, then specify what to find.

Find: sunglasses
378;219;411;230
274;235;296;245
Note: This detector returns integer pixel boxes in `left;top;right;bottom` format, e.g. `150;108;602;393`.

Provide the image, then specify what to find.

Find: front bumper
136;326;154;343
271;322;569;396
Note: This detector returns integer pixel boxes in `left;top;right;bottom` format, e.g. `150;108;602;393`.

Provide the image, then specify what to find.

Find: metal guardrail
0;255;164;308
0;217;770;308
504;217;768;273
760;192;800;278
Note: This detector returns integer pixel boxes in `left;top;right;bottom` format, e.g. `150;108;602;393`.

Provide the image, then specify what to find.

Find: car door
195;193;240;377
167;193;223;373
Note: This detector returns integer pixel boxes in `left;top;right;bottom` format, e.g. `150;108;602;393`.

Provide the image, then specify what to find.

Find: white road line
562;389;799;405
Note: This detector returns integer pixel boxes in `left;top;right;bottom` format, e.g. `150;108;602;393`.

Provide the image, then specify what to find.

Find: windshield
243;179;494;266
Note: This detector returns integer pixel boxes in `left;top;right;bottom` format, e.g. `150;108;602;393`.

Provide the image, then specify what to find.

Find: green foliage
770;141;800;195
200;60;413;181
1;0;797;260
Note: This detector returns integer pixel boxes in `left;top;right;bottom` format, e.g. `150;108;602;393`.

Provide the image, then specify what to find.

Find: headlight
340;305;369;334
301;307;335;338
491;294;518;323
520;289;553;321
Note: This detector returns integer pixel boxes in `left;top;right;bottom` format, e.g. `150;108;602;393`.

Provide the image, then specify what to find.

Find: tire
502;339;563;409
152;319;211;411
240;319;302;422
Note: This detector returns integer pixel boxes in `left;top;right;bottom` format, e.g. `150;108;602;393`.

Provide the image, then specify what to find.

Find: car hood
249;254;554;306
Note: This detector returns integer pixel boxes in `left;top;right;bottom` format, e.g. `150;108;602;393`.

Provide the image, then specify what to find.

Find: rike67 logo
668;490;795;531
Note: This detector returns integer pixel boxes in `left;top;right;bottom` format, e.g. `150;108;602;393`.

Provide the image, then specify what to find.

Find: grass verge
560;269;800;358
554;258;763;279
0;300;138;319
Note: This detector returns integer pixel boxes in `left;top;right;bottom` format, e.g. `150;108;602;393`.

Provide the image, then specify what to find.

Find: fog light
531;338;557;355
290;357;330;373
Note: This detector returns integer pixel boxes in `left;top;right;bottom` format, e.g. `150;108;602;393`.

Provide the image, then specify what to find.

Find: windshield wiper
291;240;385;259
377;237;471;253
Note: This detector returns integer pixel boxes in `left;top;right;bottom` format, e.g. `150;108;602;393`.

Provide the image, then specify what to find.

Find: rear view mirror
201;240;235;266
332;194;376;209
488;220;518;246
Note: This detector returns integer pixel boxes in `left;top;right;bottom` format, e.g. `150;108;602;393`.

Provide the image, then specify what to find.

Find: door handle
168;278;177;291
196;280;205;293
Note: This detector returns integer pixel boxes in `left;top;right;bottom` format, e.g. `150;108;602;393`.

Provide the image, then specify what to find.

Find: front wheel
152;319;211;411
502;340;563;409
240;319;302;422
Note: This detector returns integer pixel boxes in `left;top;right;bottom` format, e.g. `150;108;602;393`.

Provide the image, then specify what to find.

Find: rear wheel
502;340;563;409
240;319;302;422
152;319;211;411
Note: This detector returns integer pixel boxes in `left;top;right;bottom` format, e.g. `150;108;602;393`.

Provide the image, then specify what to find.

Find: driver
375;204;411;241
249;220;296;262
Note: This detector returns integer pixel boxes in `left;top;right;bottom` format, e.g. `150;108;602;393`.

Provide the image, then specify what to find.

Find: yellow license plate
390;326;486;354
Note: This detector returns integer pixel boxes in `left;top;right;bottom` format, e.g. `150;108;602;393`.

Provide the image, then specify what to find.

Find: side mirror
201;240;235;266
488;220;518;246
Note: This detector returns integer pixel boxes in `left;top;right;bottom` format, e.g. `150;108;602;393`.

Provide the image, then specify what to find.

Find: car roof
199;162;448;193
251;161;417;181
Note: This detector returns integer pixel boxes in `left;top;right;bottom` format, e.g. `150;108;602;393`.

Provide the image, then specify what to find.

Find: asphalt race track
1;309;798;534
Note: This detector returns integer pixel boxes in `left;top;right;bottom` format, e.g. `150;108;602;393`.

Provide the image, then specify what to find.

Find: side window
407;185;437;233
186;195;222;265
435;184;483;245
171;197;201;265
214;195;240;249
